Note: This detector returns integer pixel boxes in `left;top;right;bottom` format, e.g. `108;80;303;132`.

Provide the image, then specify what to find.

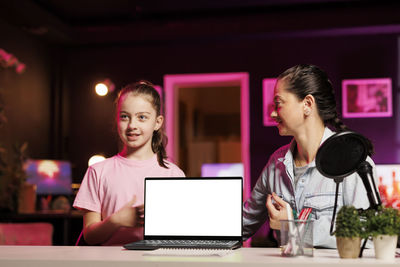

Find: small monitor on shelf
25;159;72;196
201;163;243;178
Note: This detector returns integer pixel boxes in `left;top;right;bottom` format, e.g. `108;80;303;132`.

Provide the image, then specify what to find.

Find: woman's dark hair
278;64;374;155
116;80;169;168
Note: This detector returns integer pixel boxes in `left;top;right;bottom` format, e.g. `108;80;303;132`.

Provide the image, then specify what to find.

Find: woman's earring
304;109;310;116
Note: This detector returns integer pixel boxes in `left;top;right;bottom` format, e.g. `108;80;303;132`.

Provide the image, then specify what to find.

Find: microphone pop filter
316;131;368;181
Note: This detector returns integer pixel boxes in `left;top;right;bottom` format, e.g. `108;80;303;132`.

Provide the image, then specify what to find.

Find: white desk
0;246;398;267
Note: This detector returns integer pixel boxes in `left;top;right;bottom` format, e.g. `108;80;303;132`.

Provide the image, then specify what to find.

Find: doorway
164;73;250;200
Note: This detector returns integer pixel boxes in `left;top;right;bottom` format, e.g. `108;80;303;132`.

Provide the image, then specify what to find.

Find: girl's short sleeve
72;166;102;213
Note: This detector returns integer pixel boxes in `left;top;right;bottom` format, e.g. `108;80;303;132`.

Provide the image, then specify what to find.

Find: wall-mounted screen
342;78;392;118
262;78;278;126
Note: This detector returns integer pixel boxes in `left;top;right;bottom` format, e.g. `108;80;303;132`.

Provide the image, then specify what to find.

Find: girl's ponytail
152;128;168;168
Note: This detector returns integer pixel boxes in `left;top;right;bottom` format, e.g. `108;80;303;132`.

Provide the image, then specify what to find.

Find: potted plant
0;96;31;213
365;205;400;260
334;205;365;258
0;142;29;213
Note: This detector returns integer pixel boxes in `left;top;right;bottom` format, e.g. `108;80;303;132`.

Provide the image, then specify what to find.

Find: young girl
73;81;185;245
243;64;377;248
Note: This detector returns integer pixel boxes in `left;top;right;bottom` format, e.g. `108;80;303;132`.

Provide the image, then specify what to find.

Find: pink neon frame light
163;73;250;201
342;78;392;118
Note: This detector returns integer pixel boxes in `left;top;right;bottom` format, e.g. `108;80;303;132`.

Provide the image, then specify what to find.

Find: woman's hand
265;192;290;230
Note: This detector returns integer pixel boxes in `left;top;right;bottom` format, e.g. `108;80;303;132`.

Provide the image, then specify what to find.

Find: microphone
357;161;381;209
315;131;382;257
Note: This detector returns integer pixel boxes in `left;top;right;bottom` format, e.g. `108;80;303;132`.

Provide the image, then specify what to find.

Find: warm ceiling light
95;83;108;96
95;78;115;96
88;155;106;166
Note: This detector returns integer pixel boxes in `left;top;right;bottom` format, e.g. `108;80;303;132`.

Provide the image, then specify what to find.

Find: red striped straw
298;208;312;220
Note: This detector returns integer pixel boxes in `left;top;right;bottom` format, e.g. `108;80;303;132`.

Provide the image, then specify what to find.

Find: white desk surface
0;246;398;267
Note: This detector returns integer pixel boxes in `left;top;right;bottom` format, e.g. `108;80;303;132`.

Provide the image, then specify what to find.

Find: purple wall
1;18;398;186
63;33;398;185
0;21;53;159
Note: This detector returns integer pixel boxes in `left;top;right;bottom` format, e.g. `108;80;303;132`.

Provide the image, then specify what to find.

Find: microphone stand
357;161;382;258
329;178;343;236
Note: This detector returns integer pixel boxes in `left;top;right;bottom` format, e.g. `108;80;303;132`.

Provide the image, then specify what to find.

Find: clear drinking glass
280;219;313;257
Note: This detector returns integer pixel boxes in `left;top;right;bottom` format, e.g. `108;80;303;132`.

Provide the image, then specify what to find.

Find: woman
243;64;376;248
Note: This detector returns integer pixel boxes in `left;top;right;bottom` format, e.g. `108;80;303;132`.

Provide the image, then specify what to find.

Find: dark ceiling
2;0;400;45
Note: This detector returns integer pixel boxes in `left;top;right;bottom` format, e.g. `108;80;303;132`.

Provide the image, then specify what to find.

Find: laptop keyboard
141;239;239;249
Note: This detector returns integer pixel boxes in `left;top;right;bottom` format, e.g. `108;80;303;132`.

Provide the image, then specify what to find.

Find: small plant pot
18;182;37;214
336;237;361;258
373;235;398;260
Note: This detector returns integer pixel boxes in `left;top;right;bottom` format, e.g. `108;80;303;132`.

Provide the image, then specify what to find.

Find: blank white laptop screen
144;178;242;237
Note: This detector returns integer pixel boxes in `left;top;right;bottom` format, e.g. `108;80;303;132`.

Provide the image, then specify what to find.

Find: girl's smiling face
117;93;163;157
270;79;305;136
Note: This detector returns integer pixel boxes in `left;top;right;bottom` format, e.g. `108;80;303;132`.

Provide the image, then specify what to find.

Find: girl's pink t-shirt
73;154;185;245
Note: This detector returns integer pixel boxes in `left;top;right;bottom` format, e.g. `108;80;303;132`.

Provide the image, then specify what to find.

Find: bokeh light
37;160;60;178
95;83;108;96
88;155;106;166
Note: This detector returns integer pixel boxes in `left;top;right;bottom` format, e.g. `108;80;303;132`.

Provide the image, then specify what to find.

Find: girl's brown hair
116;80;169;168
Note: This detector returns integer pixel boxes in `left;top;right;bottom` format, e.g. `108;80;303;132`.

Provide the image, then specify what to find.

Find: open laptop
123;177;243;250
